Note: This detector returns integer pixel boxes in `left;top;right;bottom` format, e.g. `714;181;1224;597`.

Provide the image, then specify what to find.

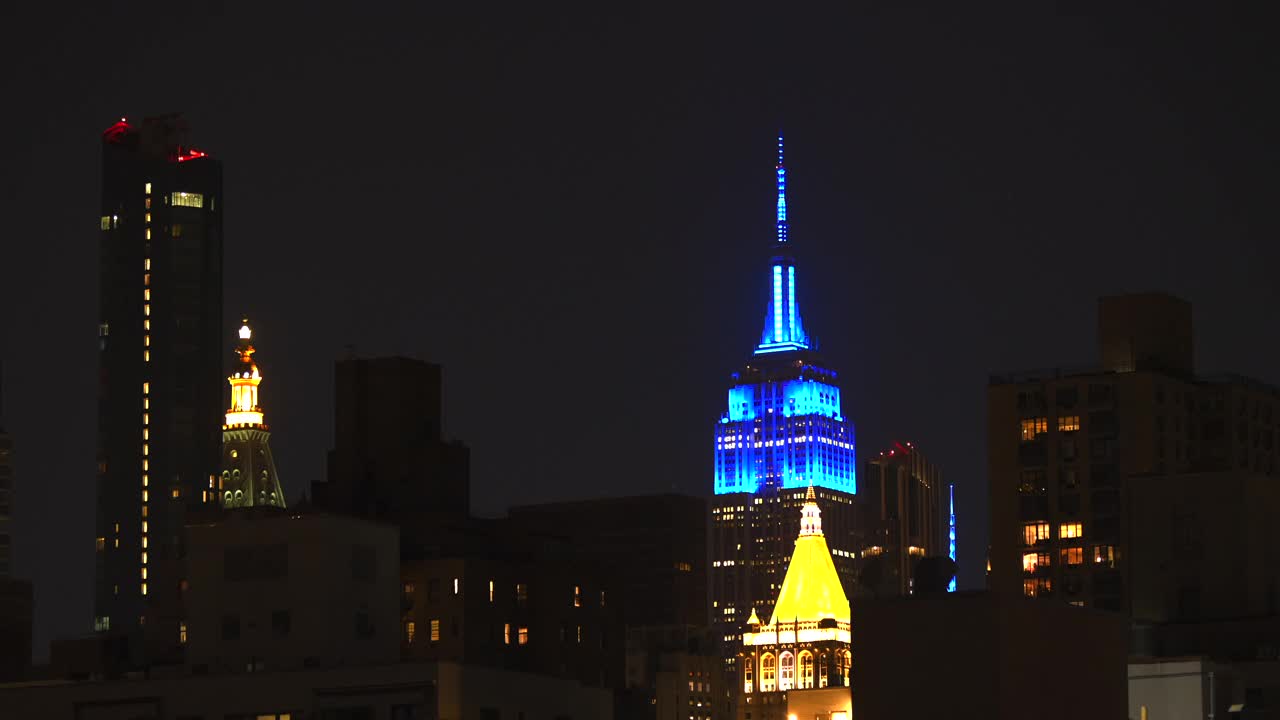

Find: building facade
94;115;224;648
738;486;852;720
989;293;1280;613
219;318;286;509
856;442;947;597
711;137;858;672
313;356;470;548
508;494;708;628
0;363;11;578
184;509;399;674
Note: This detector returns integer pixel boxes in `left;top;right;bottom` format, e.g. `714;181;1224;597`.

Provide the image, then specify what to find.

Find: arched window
779;651;794;691
818;651;828;687
760;653;776;692
836;649;851;687
744;659;754;693
799;651;814;689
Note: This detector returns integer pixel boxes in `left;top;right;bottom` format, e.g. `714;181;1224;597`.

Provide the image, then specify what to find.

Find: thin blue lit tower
948;483;957;592
710;135;858;674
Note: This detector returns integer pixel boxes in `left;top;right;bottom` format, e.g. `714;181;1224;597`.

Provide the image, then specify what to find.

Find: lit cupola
219;317;286;509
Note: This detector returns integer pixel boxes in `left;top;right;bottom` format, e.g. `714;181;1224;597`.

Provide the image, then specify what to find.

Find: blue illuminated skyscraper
713;136;857;496
710;136;859;673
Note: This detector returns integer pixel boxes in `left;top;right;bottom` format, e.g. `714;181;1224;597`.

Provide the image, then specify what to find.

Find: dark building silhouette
93;115;224;654
507;494;708;628
312;356;470;546
1129;471;1280;661
989;293;1280;615
856;442;947;598
852;592;1127;720
0;361;12;578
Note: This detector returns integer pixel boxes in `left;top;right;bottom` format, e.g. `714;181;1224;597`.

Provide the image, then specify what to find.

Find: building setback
94;115;224;657
711;137;858;675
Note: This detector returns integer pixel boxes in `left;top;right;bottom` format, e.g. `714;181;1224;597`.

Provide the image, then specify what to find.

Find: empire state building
710;136;858;667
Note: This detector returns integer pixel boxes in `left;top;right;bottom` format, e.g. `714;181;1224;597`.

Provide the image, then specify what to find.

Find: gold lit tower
219;317;286;509
738;485;852;719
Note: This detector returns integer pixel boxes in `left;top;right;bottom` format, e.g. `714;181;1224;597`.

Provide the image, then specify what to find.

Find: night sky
2;5;1276;658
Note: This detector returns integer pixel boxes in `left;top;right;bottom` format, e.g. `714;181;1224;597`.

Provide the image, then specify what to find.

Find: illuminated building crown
225;317;264;428
767;486;849;626
756;134;810;355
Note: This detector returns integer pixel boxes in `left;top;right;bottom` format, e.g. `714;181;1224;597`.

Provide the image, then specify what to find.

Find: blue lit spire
948;483;957;592
776;135;788;245
756;133;810;355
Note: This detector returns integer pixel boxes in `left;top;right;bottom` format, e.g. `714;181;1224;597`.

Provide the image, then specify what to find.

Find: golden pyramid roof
767;488;850;626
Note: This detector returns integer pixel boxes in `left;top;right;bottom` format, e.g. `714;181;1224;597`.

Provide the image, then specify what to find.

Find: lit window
1060;522;1083;539
403;582;415;595
516;582;527;605
145;198;150;209
453;577;459;595
430;619;440;642
799;651;814;689
576;625;582;643
1058;415;1080;432
1021;552;1039;572
145;228;150;240
141;567;147;580
405;621;416;643
179;621;187;644
142;382;149;394
145;182;152;194
517;627;528;645
144;259;151;271
504;623;511;645
488;579;494;603
144;212;151;224
760;653;776;692
573;585;581;607
1023;577;1052;597
778;652;794;690
1093;545;1117;567
171;192;204;208
1060;547;1084;565
1022;522;1050;545
141;583;148;595
142;490;148;502
100;216;111;230
1020;417;1048;441
142;536;148;549
171;488;180;499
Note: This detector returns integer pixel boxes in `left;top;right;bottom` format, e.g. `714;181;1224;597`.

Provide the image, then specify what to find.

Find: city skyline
3;4;1277;661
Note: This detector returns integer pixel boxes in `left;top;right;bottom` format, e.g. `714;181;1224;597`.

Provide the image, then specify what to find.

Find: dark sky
2;5;1276;658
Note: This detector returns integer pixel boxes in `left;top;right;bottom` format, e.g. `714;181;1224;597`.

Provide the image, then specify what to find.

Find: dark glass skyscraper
710;137;858;673
94;115;223;653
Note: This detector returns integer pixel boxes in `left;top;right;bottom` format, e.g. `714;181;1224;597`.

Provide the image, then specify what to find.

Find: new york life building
711;138;858;679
